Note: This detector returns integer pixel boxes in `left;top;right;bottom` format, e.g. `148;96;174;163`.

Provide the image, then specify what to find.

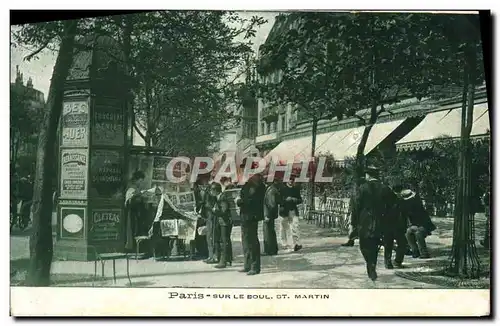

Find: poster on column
60;149;88;199
61;100;89;147
60;206;86;239
90;209;121;241
92;105;124;146
90;150;124;200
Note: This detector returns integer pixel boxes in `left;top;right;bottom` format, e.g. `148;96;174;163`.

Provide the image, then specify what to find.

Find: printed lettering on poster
60;148;88;199
61;100;89;147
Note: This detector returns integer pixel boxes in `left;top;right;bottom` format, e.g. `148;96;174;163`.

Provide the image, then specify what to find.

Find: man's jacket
236;174;266;222
264;183;283;220
400;191;436;234
353;178;395;239
279;183;302;217
212;192;232;226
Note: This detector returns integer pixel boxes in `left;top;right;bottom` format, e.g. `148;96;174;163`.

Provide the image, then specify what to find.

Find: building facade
251;14;490;165
10;66;46;171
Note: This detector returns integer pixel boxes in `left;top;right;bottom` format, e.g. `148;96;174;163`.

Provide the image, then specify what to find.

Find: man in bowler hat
235;157;266;275
352;165;395;281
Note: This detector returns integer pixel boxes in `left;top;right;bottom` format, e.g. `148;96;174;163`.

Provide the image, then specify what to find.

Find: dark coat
353;178;395;239
212;192;232;226
236;174;266;222
264;183;283;220
279;183;302;217
401;192;436;234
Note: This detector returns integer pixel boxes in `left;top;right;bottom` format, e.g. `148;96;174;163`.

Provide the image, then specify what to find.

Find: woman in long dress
124;170;147;252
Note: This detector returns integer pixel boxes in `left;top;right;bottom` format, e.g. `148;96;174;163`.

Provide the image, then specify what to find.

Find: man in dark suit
352;165;395;281
235;158;266;275
394;186;436;259
262;173;283;256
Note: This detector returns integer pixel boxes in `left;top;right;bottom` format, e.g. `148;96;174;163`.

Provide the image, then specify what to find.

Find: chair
134;235;151;261
91;247;132;286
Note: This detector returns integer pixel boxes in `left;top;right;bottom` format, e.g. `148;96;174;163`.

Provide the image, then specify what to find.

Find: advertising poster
92;105;124;146
90;209;121;242
61;100;89;147
90;150;123;199
60;207;86;239
60;149;88;199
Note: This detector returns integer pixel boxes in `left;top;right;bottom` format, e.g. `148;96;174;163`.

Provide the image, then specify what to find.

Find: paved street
10;216;489;289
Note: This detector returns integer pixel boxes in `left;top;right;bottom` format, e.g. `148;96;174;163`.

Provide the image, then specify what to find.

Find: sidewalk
13;218;464;288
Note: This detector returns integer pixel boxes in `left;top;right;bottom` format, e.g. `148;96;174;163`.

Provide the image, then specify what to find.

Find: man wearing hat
393;185;436;259
352;164;395;281
235;157;266;275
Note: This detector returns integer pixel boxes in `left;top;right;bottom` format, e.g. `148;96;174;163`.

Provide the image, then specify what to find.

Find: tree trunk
354;103;377;188
25;20;78;286
122;15;135;147
308;118;318;211
448;47;481;279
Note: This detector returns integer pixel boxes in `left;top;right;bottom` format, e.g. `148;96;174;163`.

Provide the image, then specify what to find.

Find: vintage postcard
8;8;491;317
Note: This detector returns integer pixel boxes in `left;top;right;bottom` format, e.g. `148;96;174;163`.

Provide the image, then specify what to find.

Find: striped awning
264;119;406;165
396;103;490;151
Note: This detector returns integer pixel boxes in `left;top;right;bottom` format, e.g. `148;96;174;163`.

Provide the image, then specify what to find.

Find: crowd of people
191;158;304;276
338;165;438;281
94;157;492;282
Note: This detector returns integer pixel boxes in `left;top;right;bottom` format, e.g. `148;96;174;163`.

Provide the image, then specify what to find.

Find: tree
10;86;42;174
445;14;485;278
12;19;79;286
91;11;266;156
258;13;485;209
258;13;352;207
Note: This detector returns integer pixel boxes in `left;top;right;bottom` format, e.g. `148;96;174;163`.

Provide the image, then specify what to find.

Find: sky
10;11;278;98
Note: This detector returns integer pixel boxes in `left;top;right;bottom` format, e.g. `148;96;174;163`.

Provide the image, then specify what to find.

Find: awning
396;103;490;151
243;144;260;156
264;119;406;164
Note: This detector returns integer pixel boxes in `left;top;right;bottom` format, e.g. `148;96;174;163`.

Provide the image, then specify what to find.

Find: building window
281;115;286;132
261;122;266;135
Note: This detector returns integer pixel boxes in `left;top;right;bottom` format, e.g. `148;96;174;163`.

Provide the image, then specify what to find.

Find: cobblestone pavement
14;216;488;289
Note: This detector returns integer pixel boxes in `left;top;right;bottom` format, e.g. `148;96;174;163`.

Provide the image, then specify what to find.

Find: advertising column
88;100;127;255
56;95;91;260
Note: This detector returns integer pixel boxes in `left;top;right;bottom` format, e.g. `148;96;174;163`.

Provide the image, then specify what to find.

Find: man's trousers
263;218;278;255
241;220;261;272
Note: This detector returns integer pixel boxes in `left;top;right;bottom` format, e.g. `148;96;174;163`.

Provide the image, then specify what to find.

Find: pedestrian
203;179;221;264
352;165;395;281
480;188;490;249
394;186;436;259
262;173;283;256
341;178;365;247
235;158;266;275
210;182;233;268
192;175;210;259
220;176;235;191
124;170;147;252
381;185;408;269
279;173;303;252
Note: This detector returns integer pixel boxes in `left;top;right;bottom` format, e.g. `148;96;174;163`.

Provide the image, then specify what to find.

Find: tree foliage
13;18;80;286
10;85;43;174
257;12;485;180
85;11;266;155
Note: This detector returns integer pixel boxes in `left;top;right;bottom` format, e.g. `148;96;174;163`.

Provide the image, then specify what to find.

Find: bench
93;250;132;286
